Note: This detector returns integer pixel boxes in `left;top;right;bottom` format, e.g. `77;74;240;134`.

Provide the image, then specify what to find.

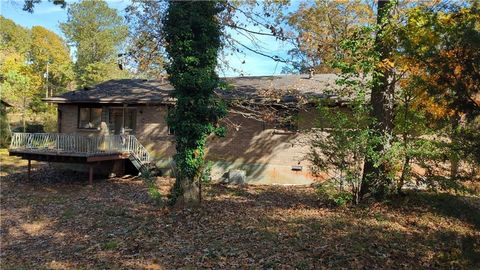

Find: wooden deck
8;133;151;184
9;149;130;162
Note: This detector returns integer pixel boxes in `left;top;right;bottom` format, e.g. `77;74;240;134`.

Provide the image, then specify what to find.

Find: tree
310;92;372;205
60;0;129;87
0;16;31;55
360;0;397;200
0;52;41;132
1;16;74;133
283;0;374;73
164;1;227;205
125;0;167;79
400;3;480;119
398;2;480;180
1;17;36;132
22;0;66;13
124;0;298;78
30;26;73;97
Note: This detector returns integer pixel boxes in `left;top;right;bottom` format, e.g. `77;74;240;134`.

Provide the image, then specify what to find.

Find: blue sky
0;0;294;77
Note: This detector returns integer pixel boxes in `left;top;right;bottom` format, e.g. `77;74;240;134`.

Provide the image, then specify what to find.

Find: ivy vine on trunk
163;1;227;206
361;0;396;200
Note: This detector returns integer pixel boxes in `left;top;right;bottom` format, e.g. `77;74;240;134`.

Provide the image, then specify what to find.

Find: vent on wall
291;165;303;171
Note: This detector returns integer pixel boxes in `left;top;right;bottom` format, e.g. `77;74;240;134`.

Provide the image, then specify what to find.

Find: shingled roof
44;74;342;104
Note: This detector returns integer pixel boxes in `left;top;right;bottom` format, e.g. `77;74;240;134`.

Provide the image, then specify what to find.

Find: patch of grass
44;195;67;204
295;261;309;270
0;148;30;174
147;183;163;206
374;212;386;222
61;209;76;220
315;181;353;207
102;240;119;250
263;260;277;269
307;221;323;231
260;230;277;242
231;189;249;197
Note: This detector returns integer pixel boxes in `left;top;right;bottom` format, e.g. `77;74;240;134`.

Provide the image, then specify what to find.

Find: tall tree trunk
398;155;410;194
22;96;26;133
361;0;395;200
398;93;412;194
164;1;226;206
449;113;461;181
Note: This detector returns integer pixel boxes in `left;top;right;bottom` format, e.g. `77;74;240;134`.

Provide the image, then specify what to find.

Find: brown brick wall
58;104;77;134
135;105;176;157
57;103;319;184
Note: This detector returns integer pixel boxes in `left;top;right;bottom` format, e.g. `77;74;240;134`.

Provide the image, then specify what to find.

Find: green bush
315;180;353;207
142;168;162;206
200;161;213;184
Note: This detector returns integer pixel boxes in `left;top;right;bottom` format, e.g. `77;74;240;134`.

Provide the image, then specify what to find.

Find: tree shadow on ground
250;214;480;269
387;191;480;230
208;186;480;269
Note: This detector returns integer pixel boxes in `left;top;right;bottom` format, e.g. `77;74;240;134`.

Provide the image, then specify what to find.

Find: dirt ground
1;151;479;269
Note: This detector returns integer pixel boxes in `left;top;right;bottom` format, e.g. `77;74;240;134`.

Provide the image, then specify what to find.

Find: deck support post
89;164;93;185
27;159;31;180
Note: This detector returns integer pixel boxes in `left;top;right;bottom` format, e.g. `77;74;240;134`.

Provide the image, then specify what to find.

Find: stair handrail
125;135;150;164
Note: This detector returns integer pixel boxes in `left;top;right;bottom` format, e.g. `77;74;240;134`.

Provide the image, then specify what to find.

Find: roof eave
43;97;175;105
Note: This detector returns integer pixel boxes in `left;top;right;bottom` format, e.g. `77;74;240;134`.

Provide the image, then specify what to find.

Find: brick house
41;74;344;185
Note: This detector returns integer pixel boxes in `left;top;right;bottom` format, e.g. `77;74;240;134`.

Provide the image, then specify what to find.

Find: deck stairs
124;135;152;174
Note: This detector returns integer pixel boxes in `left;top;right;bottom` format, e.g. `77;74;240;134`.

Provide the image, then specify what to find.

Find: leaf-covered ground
1;153;479;269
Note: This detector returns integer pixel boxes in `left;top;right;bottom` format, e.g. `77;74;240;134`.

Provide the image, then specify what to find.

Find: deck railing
9;133;150;163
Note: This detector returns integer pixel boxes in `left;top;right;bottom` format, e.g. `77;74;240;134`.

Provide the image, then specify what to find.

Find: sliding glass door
108;107;137;135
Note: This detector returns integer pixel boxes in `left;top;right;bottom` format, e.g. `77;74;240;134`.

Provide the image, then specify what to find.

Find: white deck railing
9;133;150;164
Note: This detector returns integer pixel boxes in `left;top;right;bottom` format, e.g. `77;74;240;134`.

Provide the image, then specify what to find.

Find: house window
78;107;102;129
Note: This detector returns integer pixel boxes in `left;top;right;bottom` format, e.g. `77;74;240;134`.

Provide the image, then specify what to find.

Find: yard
1;150;479;269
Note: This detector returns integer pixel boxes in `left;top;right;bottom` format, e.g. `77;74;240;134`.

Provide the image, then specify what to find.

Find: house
11;74;346;184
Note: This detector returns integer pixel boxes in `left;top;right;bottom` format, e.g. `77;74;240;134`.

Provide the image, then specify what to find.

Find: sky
0;0;294;77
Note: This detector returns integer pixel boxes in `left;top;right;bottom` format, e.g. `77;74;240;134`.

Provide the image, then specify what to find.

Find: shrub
309;94;375;204
315;180;354;207
142;168;162;206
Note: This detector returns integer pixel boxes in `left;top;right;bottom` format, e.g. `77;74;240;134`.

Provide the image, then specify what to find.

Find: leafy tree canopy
0;16;31;55
60;0;129;87
30;26;74;94
283;0;374;73
400;3;480;119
